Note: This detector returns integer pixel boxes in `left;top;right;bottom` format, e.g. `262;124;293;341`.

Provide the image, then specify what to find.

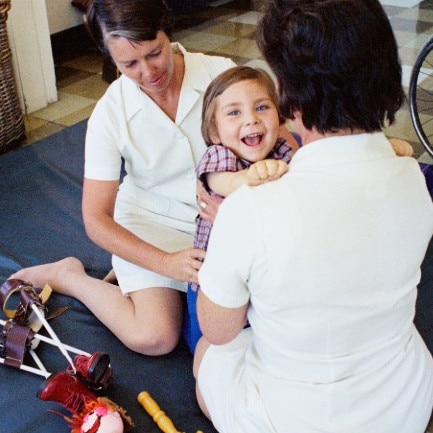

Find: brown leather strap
0;279;51;321
0;279;23;318
1;320;35;368
0;279;66;333
19;285;44;322
11;282;43;326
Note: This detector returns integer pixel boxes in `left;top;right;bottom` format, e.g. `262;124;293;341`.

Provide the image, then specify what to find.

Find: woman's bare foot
8;257;86;295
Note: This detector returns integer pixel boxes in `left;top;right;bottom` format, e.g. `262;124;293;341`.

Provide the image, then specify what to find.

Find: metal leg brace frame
0;280;90;378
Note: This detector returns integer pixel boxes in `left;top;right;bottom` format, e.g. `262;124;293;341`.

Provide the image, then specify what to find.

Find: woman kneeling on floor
193;1;433;432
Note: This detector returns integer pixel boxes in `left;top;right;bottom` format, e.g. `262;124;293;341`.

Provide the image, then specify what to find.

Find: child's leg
183;286;202;353
9;257;183;356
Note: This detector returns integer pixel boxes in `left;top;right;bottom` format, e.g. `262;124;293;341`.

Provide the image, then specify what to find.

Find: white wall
46;0;84;34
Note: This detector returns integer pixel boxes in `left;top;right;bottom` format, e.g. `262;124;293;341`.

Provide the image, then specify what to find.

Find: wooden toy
137;391;204;433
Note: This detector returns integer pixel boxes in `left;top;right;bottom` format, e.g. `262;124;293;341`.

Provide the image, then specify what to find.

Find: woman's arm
82;178;205;283
279;125;301;151
197;289;248;345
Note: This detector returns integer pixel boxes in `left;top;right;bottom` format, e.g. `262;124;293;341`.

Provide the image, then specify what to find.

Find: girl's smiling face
210;78;281;162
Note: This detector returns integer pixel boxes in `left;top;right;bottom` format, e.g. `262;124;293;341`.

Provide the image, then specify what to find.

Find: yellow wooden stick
137;391;204;433
138;391;183;433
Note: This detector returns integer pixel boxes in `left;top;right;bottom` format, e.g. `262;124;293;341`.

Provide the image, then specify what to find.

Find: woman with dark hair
9;0;235;356
193;1;433;432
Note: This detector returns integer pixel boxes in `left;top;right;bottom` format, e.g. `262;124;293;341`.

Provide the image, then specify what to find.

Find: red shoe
38;371;97;414
66;352;112;392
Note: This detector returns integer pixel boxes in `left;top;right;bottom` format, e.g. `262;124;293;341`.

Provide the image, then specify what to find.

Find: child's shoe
66;352;112;391
38;371;97;414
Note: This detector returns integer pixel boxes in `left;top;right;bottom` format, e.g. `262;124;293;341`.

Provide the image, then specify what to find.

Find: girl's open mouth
242;133;264;146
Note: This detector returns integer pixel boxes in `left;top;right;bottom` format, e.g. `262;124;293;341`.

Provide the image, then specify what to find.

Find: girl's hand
160;247;206;284
247;159;288;186
197;182;223;224
389;138;414;157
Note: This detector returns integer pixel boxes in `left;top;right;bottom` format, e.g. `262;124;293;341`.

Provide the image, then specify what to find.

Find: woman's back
200;133;433;432
247;135;431;365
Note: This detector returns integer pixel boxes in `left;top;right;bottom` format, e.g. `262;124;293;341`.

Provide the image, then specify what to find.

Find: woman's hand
160;247;206;284
83;178;203;283
197;182;223;224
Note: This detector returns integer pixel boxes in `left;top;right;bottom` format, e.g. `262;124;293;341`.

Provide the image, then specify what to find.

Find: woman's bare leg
103;268;117;283
9;257;183;356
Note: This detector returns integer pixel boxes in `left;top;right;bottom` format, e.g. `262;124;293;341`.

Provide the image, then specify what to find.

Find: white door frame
7;0;57;114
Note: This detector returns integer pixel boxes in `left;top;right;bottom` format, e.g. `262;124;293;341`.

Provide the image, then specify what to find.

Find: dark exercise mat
0;120;216;433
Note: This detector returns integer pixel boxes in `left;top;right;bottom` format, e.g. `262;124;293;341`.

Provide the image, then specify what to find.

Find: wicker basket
0;0;25;155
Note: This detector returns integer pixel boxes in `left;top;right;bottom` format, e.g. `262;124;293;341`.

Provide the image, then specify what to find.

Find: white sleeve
199;53;236;79
198;186;256;308
84;91;123;181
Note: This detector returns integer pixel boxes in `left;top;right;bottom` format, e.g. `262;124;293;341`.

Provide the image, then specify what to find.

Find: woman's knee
126;287;183;355
124;322;181;356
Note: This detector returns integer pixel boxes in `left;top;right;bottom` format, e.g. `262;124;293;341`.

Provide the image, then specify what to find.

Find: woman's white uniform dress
198;133;433;433
84;43;235;294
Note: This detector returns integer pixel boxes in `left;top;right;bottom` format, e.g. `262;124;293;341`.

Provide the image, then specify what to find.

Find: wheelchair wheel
409;36;433;158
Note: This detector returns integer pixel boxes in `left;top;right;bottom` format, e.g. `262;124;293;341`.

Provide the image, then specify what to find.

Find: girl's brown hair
201;66;285;146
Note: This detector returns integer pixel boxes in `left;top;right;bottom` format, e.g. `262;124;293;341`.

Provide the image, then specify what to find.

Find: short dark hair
256;0;405;133
86;0;173;56
201;66;285;146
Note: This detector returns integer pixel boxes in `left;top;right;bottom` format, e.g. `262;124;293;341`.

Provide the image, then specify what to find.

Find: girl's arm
82;178;205;284
206;159;288;197
279;125;301;151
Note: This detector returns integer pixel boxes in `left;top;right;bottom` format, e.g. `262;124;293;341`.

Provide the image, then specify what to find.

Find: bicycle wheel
409;36;433;158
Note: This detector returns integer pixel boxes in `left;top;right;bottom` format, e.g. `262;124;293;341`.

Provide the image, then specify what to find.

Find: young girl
183;65;415;353
183;66;302;353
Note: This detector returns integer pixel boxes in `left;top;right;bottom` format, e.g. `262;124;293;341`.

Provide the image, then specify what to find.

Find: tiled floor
22;0;433;163
19;0;433;161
